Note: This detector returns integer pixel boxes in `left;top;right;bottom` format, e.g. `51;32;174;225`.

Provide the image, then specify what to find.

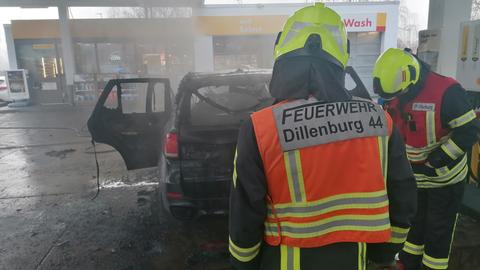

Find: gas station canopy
0;0;205;105
0;0;204;7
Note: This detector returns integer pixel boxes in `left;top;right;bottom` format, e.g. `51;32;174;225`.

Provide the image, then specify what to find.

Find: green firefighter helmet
274;3;349;69
372;48;421;99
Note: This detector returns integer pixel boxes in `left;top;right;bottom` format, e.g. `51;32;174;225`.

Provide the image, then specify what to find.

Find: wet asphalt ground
0;105;229;270
0;104;479;270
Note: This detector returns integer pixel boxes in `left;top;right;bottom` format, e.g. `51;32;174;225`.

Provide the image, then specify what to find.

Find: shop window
75;43;97;74
136;44;167;75
136;42;193;88
212;35;276;70
97;43;135;74
16;42;61;91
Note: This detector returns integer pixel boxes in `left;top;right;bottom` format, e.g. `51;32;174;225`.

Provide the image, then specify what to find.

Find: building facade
4;2;399;104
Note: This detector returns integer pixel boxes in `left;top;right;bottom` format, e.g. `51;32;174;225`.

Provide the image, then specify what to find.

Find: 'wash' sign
342;13;386;32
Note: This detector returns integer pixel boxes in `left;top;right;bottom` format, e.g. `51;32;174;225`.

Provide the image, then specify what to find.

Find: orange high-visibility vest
251;97;393;248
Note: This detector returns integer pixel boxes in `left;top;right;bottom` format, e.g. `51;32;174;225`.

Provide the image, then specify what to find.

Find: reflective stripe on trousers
358;243;366;270
280;246;300;270
419;214;460;269
422;253;449;269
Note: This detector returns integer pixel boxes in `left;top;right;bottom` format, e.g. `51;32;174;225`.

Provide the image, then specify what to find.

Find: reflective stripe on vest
265;213;391;239
426;111;436;145
408;110;470;163
378;136;389;179
284;150;307;203
406;137;448;163
405;109;446;163
267;190;388;219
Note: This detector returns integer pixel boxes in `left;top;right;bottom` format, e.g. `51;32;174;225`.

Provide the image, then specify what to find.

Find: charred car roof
176;69;272;98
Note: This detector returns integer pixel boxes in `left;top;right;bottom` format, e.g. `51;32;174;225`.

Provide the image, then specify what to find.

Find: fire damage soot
273;99;388;151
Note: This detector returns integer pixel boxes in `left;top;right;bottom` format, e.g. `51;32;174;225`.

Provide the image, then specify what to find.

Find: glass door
16;42;65;104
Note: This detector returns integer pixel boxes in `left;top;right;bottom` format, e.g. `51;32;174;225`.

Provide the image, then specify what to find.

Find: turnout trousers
399;181;465;270
259;242;367;270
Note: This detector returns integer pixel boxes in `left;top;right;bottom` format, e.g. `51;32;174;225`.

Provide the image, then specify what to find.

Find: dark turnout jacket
229;57;417;270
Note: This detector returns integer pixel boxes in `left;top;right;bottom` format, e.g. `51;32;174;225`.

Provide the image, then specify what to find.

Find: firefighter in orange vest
229;4;417;270
373;48;480;270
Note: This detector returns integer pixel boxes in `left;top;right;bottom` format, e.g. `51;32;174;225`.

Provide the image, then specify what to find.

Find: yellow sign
32;44;55;50
196;13;387;36
196;15;288;36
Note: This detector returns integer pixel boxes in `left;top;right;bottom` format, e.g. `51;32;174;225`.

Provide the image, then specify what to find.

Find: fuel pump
456;19;480;219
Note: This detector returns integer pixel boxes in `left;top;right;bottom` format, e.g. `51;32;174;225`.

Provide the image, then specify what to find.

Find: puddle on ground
45;149;76;159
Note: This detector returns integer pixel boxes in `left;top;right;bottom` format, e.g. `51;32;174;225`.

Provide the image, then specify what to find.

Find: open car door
88;78;172;170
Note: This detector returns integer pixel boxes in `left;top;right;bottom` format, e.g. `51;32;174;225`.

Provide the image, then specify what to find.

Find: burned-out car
161;70;273;219
88;70;273;220
88;68;370;220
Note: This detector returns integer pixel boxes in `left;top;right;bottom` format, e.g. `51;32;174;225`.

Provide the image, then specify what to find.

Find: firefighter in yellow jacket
229;3;417;270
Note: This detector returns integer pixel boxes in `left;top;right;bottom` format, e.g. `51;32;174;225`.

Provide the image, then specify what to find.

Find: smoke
0;26;8;70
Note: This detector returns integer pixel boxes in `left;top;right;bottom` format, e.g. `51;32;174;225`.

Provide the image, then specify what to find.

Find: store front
72;39;192;103
5;2;398;103
209;32;382;91
195;2;398;95
10;18;194;104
